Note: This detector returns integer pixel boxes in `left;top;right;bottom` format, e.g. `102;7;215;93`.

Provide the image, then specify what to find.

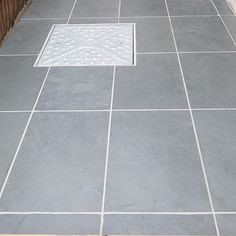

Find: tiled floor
0;0;236;235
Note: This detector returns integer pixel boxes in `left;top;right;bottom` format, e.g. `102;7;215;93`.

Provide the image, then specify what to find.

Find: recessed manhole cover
34;23;136;67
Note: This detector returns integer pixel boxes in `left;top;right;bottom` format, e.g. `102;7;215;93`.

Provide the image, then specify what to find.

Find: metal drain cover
34;23;136;67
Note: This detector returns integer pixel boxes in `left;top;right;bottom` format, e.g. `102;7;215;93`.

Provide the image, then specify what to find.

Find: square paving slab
0;112;109;212
105;111;210;212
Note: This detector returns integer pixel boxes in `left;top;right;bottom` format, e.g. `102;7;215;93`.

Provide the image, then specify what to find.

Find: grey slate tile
180;53;236;108
23;0;75;19
0;214;100;234
0;112;109;211
167;0;217;16
194;111;236;211
37;67;113;110
121;17;175;52
217;214;236;236
0;113;29;189
69;18;118;24
0;56;47;110
105;111;210;211
104;214;216;235
120;0;167;17
71;0;119;18
172;17;236;51
113;54;187;109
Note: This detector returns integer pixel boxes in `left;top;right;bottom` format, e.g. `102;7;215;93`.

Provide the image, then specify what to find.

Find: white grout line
107;235;217;236
20;15;235;21
0;234;212;236
0;212;101;215
2;50;236;58
113;108;189;111
192;108;236;111
121;14;229;18
0;67;51;200
99;3;122;234
210;0;236;47
34;109;110;113
1;51;236;58
113;108;236;112
33;25;56;67
133;23;137;65
137;52;177;55
0;110;31;113
0;211;236;215
179;50;236;54
170;14;225;17
120;15;221;18
164;0;220;235
118;0;121;22
22;17;117;21
215;211;236;215
137;51;236;54
104;212;213;215
2;108;236;113
66;0;77;24
22;17;68;20
0;54;38;56
71;17;117;20
99;67;116;236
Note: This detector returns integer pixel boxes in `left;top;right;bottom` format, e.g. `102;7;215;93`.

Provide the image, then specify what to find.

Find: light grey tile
37;67;113;110
0;112;109;211
121;17;175;52
213;0;234;15
172;17;236;51
180;53;236;108
194;111;236;211
0;19;66;54
105;111;210;211
167;0;217;16
104;214;216;235
23;0;75;18
217;215;236;236
222;16;236;42
113;54;187;109
0;56;47;110
120;0;167;17
71;0;119;18
0;214;100;234
0;113;29;189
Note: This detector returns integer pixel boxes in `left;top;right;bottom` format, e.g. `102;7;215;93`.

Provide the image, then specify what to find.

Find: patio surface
0;0;236;235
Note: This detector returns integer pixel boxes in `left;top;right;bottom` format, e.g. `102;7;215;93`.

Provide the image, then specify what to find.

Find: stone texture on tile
0;214;100;234
113;54;187;109
172;17;236;51
194;111;236;211
0;112;109;212
104;214;216;235
0;113;29;189
0;56;47;110
37;67;113;110
105;111;210;211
